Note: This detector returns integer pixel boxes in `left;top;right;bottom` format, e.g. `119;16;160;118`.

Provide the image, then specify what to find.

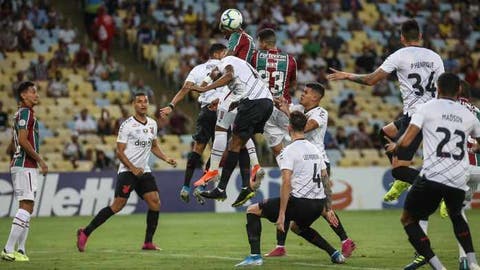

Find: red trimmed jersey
227;30;255;63
251;49;297;103
11;107;39;168
459;97;480;166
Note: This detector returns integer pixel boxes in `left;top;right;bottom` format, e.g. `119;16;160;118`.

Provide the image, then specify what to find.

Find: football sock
297;227;336;255
459;209;468;258
210;131;227;171
276;229;288;246
325;212;348;241
391;166;419;185
84;206;115;236
429;256;445;270
467;253;478;266
184;151;201;187
5;209;30;253
245;139;259;166
451;212;474;253
17;221;29;253
246;213;261;255
404;223;435;260
239;148;251;187
145;210;159;243
217;151;239;190
419;219;428;234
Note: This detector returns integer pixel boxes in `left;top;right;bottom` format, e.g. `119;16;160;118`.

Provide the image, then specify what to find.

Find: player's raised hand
384;136;397;153
327;68;351;81
166;158;177;168
158;106;172;118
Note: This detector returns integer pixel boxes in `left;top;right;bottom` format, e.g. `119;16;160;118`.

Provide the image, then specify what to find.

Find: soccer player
194;13;262;191
159;43;228;204
273;83;356;258
327;19;445;201
235;111;345;267
187;55;273;207
1;81;48;262
250;28;297;158
76;92;177;252
385;73;480;270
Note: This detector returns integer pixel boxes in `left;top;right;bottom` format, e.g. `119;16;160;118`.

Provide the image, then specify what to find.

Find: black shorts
393;114;423;161
233;98;273;140
115;172;158;199
259;197;325;228
192;106;217;144
404;176;466;220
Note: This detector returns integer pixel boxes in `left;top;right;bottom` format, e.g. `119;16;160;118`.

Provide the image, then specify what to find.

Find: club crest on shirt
143;128;148;133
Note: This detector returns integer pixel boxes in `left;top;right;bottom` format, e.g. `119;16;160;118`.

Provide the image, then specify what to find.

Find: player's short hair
131;92;148;102
459;80;471;99
401;19;420;41
209;43;227;56
437;72;460;97
306;82;325;97
257;28;276;45
289;111;307;132
16;81;35;101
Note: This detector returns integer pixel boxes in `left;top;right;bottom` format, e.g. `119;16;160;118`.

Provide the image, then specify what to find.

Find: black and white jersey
411;99;480;190
379;46;444;116
185;59;228;108
278;139;327;199
217;56;272;102
116;116;157;173
304;106;330;163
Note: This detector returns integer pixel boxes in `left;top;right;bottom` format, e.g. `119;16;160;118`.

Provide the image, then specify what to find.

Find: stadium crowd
1;0;480;171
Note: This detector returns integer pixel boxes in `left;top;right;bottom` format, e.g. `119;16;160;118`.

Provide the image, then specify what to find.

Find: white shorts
11;167;38;201
263;106;289;147
216;98;237;130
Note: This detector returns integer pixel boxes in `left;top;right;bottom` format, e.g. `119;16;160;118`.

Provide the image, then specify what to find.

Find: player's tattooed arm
321;169;333;210
327;68;389;86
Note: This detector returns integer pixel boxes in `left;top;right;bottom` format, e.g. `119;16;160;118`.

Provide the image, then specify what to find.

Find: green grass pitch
0;209;479;269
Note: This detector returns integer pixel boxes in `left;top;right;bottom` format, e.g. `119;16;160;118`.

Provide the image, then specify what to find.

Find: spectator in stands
46;5;59;30
348;122;373;149
52;41;71;67
339;93;357;117
47;70;68;97
183;5;198;26
113;107;129;135
131;79;155;104
287;13;309;38
93;6;115;57
106;56;121;81
92;149;114;171
325;28;345;54
30;55;48;81
355;44;377;73
97;108;113;136
372;79;391;97
137;22;153;45
88;55;108;80
169;109;189;135
347;11;363;31
27;4;48;29
389;9;408;26
336;126;348;149
0;101;8;131
63;131;84;169
439;15;453;38
370;123;383;150
17;27;33;52
284;36;303;56
11;71;24;97
405;0;422;17
465;65;479;87
14;12;34;34
75;108;97;134
0;25;18;53
73;43;92;69
444;51;460;73
297;62;316;85
324;129;339;150
326;49;342;71
58;19;76;44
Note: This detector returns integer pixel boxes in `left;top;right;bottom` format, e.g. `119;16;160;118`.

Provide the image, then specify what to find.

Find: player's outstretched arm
186;65;234;93
327;67;389;86
18;129;48;175
276;169;292;233
151;139;177;167
159;81;196;118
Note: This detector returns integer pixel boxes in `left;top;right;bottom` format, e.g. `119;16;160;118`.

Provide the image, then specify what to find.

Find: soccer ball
220;9;243;31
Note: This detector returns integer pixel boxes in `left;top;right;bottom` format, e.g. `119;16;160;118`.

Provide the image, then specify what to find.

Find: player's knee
246;204;261;215
148;197;161;211
111;198;127;213
400;211;415;226
290;222;301;234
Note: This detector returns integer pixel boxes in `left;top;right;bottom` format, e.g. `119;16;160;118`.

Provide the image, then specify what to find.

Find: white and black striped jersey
379;46;444;116
411;98;480;190
117;116;157;173
217;56;272;102
185;59;228;108
278;139;327;199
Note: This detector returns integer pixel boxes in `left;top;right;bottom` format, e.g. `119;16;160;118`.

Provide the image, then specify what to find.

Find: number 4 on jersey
312;163;322;188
